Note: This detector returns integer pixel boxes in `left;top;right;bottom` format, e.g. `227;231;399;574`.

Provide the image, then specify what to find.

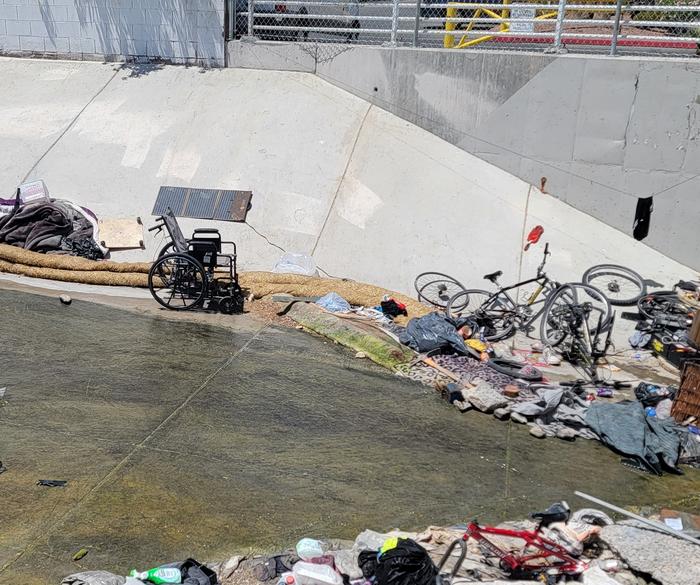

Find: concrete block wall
0;0;225;66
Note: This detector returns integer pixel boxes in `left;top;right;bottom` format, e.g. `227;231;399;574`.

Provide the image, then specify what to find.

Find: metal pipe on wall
610;0;624;55
414;0;423;47
553;0;568;50
247;0;255;36
390;0;400;45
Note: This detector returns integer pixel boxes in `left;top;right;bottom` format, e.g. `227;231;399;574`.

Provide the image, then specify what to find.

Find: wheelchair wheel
148;253;207;310
218;295;245;315
158;241;175;258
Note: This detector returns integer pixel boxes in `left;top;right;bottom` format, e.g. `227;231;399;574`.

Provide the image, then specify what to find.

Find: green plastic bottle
129;567;182;584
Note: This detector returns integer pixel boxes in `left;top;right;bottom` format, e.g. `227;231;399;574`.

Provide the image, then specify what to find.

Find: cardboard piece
98;217;144;249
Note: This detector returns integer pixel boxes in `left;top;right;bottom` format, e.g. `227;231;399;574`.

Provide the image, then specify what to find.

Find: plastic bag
273;253;319;276
398;313;469;355
296;538;325;561
316;292;351;313
375;539;437;585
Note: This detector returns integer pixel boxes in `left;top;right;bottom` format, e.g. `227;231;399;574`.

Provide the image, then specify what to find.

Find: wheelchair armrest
192;228;220;235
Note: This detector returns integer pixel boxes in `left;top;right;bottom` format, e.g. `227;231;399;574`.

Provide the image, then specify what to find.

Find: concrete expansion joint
20;67;120;184
311;102;373;256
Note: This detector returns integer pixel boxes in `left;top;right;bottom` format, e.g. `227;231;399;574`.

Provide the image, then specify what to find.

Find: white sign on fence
510;5;536;33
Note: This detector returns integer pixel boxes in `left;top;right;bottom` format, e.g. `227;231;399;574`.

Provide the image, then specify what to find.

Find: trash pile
278;285;700;476
60;500;700;585
0;181;107;260
628;282;700;370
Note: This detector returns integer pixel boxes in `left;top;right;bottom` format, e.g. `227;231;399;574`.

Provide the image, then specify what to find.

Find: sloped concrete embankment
0;58;694;300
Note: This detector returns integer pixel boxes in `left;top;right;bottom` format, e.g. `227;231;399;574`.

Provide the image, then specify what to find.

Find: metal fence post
390;0;400;45
247;0;255;36
413;0;422;47
610;0;623;56
552;0;567;51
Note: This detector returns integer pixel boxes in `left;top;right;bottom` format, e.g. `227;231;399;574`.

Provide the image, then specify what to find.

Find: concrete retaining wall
228;41;700;272
0;0;225;66
2;58;694;301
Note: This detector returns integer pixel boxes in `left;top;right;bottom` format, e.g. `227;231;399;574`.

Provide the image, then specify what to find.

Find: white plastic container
292;561;343;585
296;538;326;560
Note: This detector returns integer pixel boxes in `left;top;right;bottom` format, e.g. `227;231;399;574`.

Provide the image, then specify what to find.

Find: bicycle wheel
414;272;466;308
148;253;207;311
582;264;646;306
637;291;690;320
447;289;517;341
540;283;612;346
486;358;543;381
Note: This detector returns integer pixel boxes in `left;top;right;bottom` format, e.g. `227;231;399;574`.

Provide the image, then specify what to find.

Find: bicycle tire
637;290;691;320
540;283;612;347
446;289;517;341
571;509;614;526
418;279;467;309
582;264;646;306
486;358;543;381
414;272;466;307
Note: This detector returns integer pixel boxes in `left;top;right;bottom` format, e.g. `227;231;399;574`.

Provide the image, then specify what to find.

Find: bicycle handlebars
536;242;551;277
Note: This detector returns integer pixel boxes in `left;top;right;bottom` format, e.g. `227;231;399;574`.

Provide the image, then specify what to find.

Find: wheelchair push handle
148;216;166;232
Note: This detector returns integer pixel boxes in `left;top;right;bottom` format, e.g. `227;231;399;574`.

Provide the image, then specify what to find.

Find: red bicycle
438;502;588;583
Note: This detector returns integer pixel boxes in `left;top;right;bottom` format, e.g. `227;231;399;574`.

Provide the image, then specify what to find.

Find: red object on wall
524;225;544;250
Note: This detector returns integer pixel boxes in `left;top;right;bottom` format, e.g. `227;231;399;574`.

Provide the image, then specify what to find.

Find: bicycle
541;289;616;382
444;244;612;342
637;287;695;321
437;502;588;583
417;259;645;310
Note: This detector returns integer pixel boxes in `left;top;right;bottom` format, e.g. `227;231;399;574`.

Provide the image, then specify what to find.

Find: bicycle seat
483;270;503;283
530;501;570;527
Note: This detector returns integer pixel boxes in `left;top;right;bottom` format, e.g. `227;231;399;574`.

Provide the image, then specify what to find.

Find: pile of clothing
0;187;105;260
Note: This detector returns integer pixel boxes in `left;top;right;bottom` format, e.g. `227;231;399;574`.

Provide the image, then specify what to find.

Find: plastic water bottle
292;561;343;585
129;567;181;584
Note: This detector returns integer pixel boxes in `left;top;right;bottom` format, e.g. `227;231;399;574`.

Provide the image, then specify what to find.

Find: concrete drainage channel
1;57;700;585
1;285;699;585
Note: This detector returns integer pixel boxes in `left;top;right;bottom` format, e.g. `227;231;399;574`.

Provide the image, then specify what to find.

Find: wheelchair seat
483;270;503;283
191;228;222;253
530;502;570;527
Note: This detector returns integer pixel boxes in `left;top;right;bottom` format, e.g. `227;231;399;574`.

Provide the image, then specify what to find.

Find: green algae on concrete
287;302;414;370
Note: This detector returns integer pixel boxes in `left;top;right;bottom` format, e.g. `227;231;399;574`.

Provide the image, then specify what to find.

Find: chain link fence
227;0;700;57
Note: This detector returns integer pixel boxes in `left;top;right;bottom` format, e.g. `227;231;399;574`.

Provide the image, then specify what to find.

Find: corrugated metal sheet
152;186;252;222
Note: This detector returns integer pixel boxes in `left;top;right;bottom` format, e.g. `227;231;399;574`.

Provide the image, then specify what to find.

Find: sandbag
0;243;150;273
0;258;148;287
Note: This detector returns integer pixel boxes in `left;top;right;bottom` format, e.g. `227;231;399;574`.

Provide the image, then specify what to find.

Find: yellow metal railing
444;0;558;49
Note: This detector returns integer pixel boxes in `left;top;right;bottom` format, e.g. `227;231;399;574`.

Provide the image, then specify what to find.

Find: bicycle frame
479;274;558;331
476;243;558;332
439;521;587;579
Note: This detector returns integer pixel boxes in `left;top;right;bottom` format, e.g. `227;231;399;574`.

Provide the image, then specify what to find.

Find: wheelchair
147;208;245;314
